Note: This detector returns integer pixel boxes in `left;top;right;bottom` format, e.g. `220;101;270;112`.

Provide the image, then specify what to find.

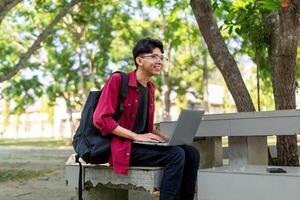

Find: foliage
1;76;43;114
142;0;210;114
0;0;217;119
0;0;72;113
212;0;283;110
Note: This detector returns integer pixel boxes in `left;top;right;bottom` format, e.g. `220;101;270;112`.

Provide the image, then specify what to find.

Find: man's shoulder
107;72;122;83
110;72;122;79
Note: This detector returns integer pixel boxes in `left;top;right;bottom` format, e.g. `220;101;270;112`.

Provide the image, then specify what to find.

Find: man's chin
152;71;161;76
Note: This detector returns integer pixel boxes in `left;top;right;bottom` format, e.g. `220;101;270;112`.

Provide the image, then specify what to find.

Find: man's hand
155;132;170;141
152;129;170;142
134;133;165;143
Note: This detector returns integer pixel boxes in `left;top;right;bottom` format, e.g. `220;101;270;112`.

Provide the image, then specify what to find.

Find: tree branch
190;0;255;112
0;0;81;83
0;0;23;26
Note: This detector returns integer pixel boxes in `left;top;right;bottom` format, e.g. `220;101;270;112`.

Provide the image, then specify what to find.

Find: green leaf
257;0;280;11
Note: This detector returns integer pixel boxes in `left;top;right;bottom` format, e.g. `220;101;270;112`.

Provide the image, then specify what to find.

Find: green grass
0;138;70;147
0;169;45;182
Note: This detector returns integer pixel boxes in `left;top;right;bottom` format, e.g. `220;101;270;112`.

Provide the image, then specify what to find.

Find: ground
0;146;75;200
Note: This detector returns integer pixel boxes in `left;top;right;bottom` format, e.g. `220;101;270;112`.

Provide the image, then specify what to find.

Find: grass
0;169;45;182
0;138;70;147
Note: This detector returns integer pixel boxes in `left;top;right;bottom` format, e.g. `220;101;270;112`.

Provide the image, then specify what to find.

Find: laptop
133;110;204;146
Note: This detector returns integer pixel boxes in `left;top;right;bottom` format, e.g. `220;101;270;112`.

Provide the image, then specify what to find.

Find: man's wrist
131;132;138;141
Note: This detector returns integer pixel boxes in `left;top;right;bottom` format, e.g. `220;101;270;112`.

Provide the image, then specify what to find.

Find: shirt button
126;153;130;156
135;99;138;103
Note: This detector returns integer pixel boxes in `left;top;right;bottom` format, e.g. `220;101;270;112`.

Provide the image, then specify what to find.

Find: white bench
65;109;300;200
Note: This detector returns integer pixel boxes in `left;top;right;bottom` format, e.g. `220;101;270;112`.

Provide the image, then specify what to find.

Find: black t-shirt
132;82;148;134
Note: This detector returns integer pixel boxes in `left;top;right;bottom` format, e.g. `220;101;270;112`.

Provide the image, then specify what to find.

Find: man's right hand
134;133;165;143
112;126;165;142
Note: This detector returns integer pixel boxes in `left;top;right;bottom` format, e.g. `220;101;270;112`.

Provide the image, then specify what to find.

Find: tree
268;0;299;165
0;0;23;26
0;0;81;83
0;0;82;118
142;0;211;120
191;0;299;166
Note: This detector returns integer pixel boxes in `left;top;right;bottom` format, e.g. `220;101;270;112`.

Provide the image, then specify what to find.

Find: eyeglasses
140;54;168;63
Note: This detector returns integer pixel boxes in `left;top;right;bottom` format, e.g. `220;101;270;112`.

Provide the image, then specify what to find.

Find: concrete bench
197;165;300;200
65;154;163;200
65;109;300;200
161;109;300;168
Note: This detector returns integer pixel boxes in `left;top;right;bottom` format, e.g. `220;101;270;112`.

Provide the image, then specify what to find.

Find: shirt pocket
120;101;133;126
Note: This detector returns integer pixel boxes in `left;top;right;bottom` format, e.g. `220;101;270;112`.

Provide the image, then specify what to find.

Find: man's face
137;48;164;76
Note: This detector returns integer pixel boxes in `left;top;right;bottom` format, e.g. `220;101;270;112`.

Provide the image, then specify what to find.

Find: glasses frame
139;54;168;63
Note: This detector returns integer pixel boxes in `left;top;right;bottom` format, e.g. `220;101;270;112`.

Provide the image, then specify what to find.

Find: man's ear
136;57;143;67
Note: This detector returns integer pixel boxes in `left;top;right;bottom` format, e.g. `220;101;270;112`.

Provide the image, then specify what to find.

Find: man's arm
112;126;165;142
93;73;121;135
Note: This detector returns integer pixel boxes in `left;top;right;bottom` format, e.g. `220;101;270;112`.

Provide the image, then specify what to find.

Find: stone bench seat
65;154;163;200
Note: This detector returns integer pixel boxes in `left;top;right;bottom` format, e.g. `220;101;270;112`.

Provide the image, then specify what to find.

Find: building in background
1;85;300;139
0;98;80;139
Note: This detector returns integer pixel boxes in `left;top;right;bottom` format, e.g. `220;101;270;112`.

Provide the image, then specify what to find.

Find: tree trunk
162;72;171;121
190;0;255;112
72;23;86;101
202;51;209;113
268;3;300;166
254;48;263;111
162;46;172;121
78;49;86;100
191;0;300;166
66;104;75;145
87;48;101;89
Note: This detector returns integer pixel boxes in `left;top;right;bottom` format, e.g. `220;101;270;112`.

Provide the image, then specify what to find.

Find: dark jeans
130;144;200;200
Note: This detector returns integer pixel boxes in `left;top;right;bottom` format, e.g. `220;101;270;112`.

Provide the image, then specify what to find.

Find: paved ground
0;146;76;200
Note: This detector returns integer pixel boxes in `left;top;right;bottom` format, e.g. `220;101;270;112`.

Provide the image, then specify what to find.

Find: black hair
132;37;164;68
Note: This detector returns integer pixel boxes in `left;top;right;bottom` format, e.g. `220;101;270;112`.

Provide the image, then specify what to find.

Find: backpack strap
75;154;83;200
113;71;128;120
119;71;129;100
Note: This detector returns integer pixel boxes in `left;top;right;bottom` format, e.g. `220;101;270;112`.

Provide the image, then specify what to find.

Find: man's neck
136;68;151;87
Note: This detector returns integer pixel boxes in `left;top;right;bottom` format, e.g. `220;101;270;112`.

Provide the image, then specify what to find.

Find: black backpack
72;71;128;200
73;71;128;163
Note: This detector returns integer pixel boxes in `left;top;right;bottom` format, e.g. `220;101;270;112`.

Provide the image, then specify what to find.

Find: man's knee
183;145;200;163
169;146;185;166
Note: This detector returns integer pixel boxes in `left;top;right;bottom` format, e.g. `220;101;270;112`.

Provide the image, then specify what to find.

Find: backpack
72;71;128;200
72;71;128;163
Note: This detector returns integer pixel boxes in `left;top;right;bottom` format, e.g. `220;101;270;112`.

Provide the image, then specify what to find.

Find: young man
93;38;200;200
